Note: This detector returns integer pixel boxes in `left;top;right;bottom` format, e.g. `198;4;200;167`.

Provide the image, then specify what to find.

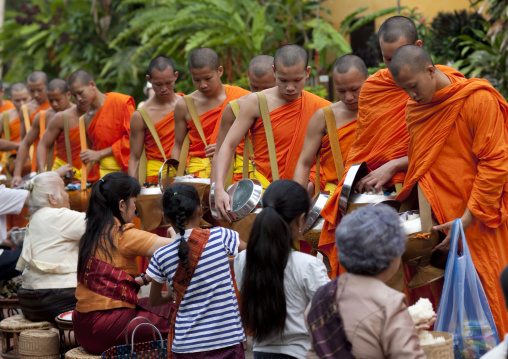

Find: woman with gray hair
305;204;427;358
16;170;86;322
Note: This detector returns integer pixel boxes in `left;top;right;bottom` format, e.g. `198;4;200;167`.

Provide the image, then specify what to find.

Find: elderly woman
16;170;86;322
305;204;426;358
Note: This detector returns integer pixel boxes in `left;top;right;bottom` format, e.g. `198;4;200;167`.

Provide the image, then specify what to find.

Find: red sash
168;228;210;358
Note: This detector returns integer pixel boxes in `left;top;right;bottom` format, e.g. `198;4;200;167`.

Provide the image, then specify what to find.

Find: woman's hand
415;314;437;331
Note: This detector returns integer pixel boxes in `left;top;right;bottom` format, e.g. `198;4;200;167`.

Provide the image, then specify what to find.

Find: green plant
303;85;328;98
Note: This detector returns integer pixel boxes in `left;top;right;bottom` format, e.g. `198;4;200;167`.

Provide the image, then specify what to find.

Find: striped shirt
147;227;245;353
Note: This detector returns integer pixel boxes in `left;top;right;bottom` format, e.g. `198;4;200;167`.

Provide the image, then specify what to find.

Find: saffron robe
319;66;464;278
54;125;83;175
29;102;50;172
250;91;331;182
3;117;21;155
395;78;508;337
87;93;135;180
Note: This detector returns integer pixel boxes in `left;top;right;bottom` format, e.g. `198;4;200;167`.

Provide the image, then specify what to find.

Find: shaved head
188;48;220;71
274;44;308;70
11;82;28;93
379;16;418;44
148;56;175;77
248;55;274;78
48;78;68;93
27;71;48;85
333;54;369;79
68;69;95;86
389;45;434;79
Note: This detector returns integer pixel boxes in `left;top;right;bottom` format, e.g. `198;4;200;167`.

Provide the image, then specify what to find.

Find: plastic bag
435;219;499;358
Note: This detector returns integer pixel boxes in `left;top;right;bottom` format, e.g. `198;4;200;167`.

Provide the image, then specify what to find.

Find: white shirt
16;207;86;289
481;334;508;358
234;250;330;359
0;184;29;255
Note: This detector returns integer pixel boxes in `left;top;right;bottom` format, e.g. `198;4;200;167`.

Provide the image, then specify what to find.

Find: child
147;183;246;358
234;180;330;359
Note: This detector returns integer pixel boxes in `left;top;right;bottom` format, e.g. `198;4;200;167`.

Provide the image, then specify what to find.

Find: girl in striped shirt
147;183;247;358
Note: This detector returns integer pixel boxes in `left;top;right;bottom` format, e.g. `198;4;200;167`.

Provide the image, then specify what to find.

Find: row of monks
1;15;508;338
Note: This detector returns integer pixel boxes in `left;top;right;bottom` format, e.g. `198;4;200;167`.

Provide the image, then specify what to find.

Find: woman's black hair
77;172;141;274
161;183;201;269
241;179;310;342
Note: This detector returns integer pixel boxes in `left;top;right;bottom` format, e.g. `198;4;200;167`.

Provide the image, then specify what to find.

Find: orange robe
145;111;176;183
250;91;331;182
187;85;250;158
29;102;50;172
0;100;14;113
319;66;464;279
54;125;83;170
87;93;135;180
309;118;357;190
3;118;21;155
396;78;508;337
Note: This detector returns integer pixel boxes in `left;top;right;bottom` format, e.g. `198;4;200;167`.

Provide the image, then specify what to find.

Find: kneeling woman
73;172;174;354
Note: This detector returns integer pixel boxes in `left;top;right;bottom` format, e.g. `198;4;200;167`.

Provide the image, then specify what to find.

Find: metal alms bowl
303;192;329;234
158;158;181;192
210;179;262;221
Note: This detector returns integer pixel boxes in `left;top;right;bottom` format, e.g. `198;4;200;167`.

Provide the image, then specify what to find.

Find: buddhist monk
171;48;250;178
390;44;508;337
68;70;135;180
21;71;50;172
0;82;15;113
318;16;464;279
10;79;73;187
35;88;89;180
293;54;368;196
0;83;31;153
212;54;276;184
128;56;183;184
214;44;331;219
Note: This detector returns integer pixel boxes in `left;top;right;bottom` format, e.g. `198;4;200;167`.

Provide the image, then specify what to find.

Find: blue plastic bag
435;219;499;358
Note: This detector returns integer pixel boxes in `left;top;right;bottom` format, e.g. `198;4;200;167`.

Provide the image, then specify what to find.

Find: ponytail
162;184;200;269
241;180;310;341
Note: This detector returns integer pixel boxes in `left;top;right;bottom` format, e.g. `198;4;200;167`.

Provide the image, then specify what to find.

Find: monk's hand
204;143;216;158
433;208;474;251
355;161;398;193
54;164;73;177
10;175;22;188
80;149;102;163
214;186;232;222
415;314;437;331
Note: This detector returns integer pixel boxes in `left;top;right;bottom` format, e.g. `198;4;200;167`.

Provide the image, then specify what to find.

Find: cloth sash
52;157;82;180
187;156;211;178
233;153;254;174
168;228;210;358
100;156;122;178
78;254;140;306
307;278;354;358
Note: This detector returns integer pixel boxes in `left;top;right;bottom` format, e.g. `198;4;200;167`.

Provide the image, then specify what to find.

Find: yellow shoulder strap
256;92;279;182
323;106;345;181
315;150;321;196
183;95;208;146
63;113;72;169
78;116;88;188
22;104;35;161
176;134;190;177
230;99;240;117
3;112;11;163
230;99;254;180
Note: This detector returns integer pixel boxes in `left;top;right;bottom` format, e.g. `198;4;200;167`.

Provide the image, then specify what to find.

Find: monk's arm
127;111;146;179
211;104;235;183
170;99;188;161
36;113;64;172
214;94;259;220
0;139;18;151
293;109;326;191
356;156;408;193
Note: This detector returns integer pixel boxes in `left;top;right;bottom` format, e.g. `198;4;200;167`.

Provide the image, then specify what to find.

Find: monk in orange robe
129;56;184;184
293;54;368;196
318;16;464;281
11;79;73;187
390;45;508;337
0;82;14;114
68;70;135;181
213;54;276;184
0;83;31;154
214;44;331;219
172;48;250;179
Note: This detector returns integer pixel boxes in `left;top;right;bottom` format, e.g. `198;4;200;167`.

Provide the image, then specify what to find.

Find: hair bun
24;180;34;191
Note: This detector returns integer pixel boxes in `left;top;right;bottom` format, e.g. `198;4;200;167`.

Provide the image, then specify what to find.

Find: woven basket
64;347;101;359
0;314;53;332
420;331;454;359
19;330;59;359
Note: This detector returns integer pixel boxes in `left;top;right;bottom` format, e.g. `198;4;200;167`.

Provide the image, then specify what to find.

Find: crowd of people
0;13;508;358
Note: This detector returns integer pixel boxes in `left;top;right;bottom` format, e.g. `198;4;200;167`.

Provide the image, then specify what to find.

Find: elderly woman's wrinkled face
50;176;70;209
